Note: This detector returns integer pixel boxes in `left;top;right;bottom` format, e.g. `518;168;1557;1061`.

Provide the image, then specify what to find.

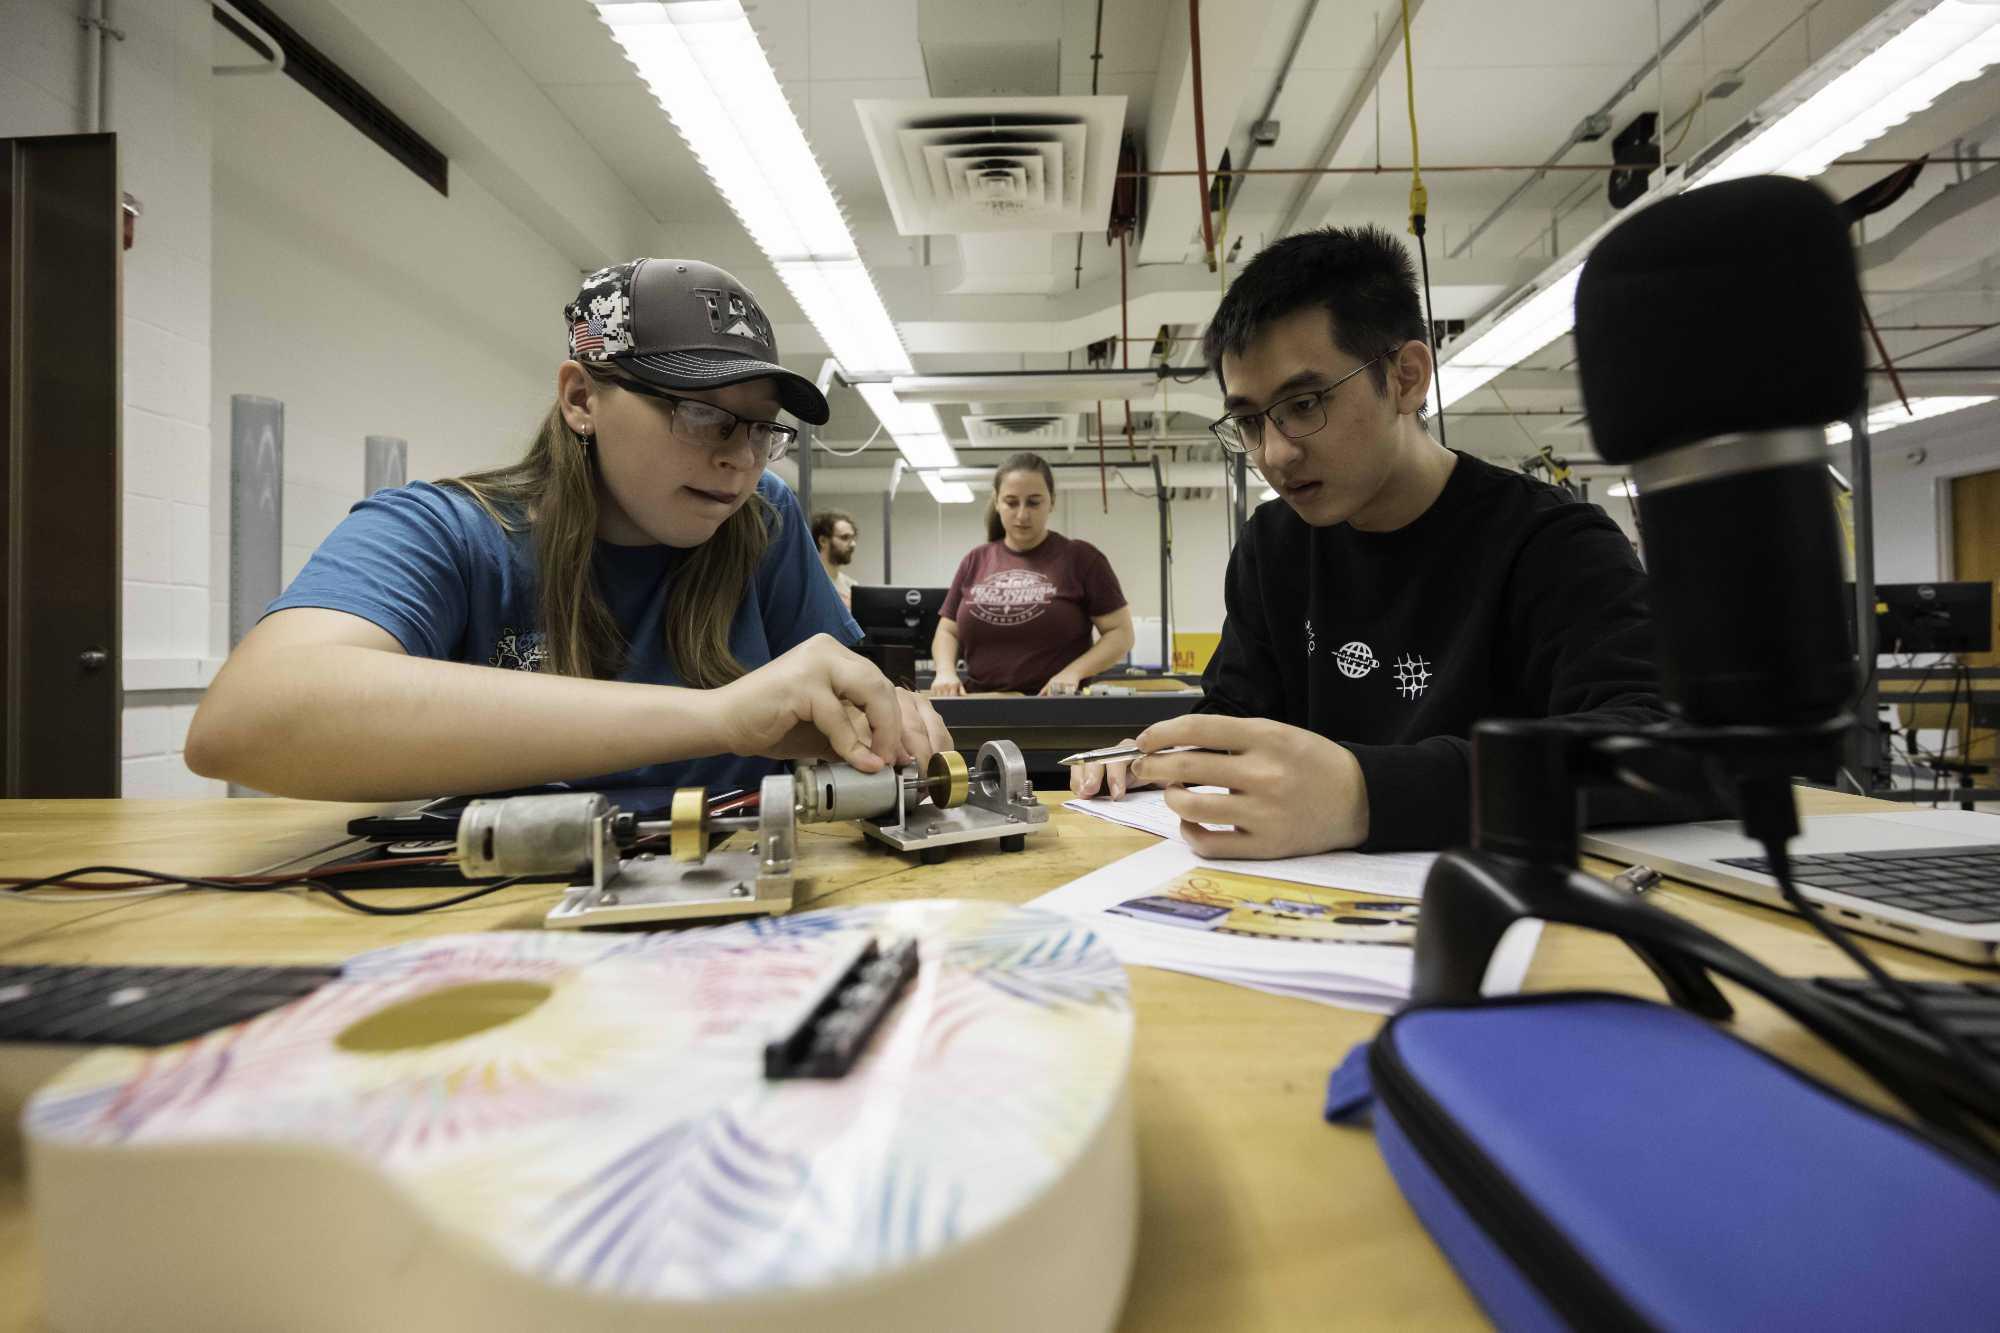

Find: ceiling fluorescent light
890;371;1160;404
1825;394;1997;442
1437;0;2000;412
920;472;976;503
855;382;961;472
595;1;916;384
773;259;912;378
1435;266;1584;410
1692;0;2000;186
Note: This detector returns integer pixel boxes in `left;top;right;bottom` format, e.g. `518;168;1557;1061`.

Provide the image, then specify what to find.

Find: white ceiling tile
457;0;635;86
539;82;736;225
811;0;929;81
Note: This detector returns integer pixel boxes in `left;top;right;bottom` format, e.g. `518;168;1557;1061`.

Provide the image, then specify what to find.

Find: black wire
1412;225;1447;447
313;877;526;916
4;864;528;915
1761;838;2000;1129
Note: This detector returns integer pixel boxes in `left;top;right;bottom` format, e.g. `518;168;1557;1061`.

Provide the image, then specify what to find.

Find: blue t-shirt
264;471;861;795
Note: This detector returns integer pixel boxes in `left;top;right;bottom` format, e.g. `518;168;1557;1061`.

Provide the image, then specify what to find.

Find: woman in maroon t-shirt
931;452;1134;696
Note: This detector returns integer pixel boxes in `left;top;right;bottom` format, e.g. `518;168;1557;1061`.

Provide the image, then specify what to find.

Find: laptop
1582;809;2000;966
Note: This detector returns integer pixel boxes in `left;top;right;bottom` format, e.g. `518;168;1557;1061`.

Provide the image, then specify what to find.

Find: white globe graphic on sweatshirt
1334;641;1380;679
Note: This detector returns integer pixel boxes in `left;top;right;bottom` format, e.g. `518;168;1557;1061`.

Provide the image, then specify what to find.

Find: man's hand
1069;735;1142;799
1128;714;1369;859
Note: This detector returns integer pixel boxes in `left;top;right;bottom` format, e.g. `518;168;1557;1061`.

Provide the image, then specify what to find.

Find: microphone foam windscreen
1574;176;1865;464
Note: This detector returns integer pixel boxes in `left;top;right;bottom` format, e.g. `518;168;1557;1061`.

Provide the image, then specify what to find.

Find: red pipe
1119;229;1130;370
1096;400;1109;512
1187;0;1216;266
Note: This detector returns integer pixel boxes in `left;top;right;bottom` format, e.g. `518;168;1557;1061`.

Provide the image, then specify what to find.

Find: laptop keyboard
1717;846;2000;924
0;964;340;1046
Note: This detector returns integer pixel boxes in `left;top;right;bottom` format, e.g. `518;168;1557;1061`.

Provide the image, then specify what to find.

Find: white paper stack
1030;797;1542;1011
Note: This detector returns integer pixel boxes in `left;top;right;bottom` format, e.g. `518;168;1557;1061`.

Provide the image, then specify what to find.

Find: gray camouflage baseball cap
564;259;829;425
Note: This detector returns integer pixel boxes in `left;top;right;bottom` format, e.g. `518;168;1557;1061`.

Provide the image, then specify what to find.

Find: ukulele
25;900;1136;1332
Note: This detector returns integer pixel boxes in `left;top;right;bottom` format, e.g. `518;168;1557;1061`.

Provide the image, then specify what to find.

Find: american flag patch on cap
570;317;606;358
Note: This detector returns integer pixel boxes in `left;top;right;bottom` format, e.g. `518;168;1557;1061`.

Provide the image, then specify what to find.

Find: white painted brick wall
1;0;221;796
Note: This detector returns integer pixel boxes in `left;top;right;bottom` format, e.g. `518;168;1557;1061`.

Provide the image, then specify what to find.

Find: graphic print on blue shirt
263;470;861;797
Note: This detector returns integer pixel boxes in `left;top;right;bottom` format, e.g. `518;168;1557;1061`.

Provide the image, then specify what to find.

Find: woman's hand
930;672;966;697
1039;668;1084;697
712;634;905;771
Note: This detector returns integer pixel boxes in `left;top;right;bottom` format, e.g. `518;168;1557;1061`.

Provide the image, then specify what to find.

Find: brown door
1;134;122;796
1950;468;2000;768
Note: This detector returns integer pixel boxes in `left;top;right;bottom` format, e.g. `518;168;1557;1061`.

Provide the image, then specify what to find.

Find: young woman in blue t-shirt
188;259;949;800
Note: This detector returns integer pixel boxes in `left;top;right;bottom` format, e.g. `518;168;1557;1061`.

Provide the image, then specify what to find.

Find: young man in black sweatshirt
1071;226;1669;854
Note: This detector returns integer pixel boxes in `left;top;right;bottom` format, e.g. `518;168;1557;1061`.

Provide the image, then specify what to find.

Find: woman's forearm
187;644;727;802
931;624;961;677
1063;625;1134;680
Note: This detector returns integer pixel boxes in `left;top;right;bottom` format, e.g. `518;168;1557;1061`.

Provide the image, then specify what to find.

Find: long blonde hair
441;385;771;688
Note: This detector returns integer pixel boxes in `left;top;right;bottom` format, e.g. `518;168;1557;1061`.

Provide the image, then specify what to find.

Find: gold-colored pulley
926;749;969;809
669;787;707;862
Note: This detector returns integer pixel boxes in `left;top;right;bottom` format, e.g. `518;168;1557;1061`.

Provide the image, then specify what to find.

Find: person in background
1070;226;1673;855
812;509;858;610
188;258;948;801
931;452;1134;697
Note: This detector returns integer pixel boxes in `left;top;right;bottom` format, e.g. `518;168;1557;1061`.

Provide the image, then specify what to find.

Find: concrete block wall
1;0;223;796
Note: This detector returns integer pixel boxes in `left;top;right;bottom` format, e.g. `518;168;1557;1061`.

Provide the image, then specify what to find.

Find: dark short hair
1202;225;1429;405
810;510;855;544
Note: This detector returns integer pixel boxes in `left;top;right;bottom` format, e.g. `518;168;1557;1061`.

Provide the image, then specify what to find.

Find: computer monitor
1875;582;1993;655
851;585;948;649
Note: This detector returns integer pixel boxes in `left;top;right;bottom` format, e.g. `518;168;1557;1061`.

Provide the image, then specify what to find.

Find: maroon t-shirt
940;532;1127;692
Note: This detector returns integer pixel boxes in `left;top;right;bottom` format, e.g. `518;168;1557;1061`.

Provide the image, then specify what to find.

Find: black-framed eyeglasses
1208;350;1395;454
590;369;798;462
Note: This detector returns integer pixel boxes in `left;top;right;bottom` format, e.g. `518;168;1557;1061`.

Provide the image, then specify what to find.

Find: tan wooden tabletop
0;786;1981;1331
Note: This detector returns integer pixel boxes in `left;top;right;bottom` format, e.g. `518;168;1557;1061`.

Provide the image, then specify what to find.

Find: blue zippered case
1327;993;2000;1333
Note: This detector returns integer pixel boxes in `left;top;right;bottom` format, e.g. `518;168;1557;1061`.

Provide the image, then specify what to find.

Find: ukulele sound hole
335;981;551;1052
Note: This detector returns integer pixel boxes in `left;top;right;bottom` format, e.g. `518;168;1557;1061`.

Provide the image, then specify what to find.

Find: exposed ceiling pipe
77;0;123;135
211;0;286;76
1124;155;2000;177
1188;0;1217;265
1447;0;1733;258
1271;0;1427;241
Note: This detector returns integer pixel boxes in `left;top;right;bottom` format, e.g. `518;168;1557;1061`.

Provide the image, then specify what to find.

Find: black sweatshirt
1199;451;1674;852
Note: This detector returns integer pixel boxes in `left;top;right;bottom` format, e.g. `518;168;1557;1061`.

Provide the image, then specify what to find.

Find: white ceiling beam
1270;0;1426;241
257;0;659;268
767;254;1540;356
1137;0;1283;266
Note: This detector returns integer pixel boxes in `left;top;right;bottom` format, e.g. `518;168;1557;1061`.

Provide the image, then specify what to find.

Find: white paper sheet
1028;840;1541;1011
1064;791;1438;900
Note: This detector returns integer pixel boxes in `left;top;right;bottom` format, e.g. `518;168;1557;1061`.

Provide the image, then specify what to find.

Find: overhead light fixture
1825;395;1997;442
889;371;1161;404
1438;0;2000;411
854;382;963;477
1690;0;2000;186
919;473;976;504
595;1;953;481
1606;479;1638;499
1436;266;1584;410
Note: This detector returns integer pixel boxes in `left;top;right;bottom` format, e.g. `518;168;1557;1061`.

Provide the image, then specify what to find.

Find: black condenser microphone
1574;175;1864;729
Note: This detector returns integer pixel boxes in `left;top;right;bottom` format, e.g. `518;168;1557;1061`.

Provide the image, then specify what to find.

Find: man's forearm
188;645;725;802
